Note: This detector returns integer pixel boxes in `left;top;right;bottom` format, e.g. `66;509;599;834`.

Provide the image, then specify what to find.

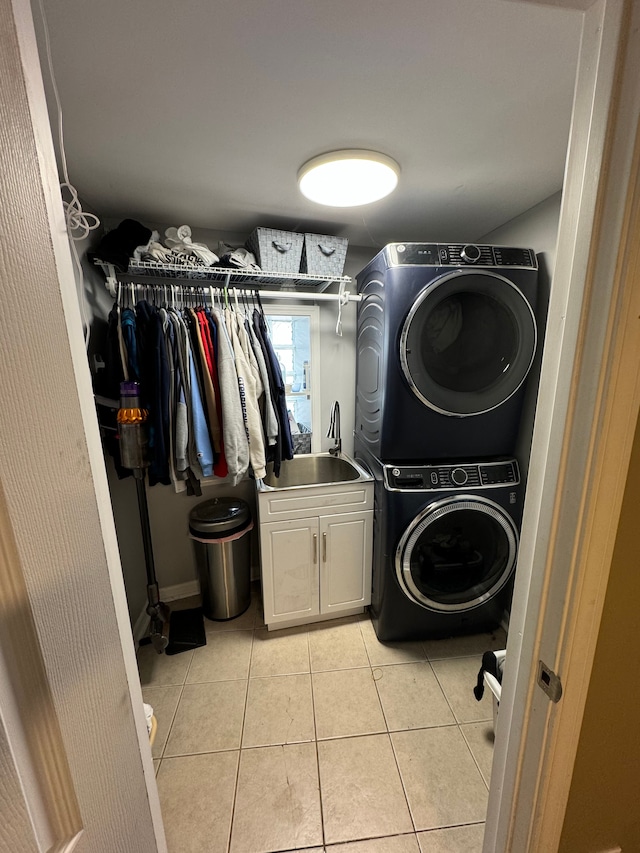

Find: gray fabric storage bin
246;227;304;274
300;232;348;277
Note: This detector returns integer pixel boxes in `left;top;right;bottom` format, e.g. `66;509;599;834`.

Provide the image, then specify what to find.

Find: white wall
479;191;562;478
479;191;562;261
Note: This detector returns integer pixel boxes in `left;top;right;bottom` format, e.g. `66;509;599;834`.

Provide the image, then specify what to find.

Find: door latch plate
537;660;563;703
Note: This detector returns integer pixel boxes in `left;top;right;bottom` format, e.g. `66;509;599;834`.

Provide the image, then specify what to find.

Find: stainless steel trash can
189;497;252;621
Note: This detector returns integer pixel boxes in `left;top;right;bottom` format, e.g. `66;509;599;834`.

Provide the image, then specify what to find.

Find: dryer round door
400;270;537;416
395;495;518;612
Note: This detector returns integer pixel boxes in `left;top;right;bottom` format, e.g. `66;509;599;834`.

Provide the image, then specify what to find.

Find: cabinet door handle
313;533;317;563
322;532;327;562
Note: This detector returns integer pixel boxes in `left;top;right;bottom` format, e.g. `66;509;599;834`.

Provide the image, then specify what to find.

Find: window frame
263;303;321;453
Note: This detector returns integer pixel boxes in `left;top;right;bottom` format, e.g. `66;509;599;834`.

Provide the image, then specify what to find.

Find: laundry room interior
28;0;588;851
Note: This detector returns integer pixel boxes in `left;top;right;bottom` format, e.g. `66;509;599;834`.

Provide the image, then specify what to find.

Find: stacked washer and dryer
354;243;539;641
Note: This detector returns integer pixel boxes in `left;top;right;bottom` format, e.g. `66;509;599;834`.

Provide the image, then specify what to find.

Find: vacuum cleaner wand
118;381;170;653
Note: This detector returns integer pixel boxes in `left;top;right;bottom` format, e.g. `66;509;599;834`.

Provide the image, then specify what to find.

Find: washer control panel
384;459;520;491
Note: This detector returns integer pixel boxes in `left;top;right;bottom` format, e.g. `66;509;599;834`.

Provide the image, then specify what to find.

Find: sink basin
261;453;369;489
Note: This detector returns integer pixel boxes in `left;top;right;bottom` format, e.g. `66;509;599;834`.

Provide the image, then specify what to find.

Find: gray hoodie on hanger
212;308;250;485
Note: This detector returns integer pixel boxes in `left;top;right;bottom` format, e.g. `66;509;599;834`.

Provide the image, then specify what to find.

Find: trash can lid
189;497;251;535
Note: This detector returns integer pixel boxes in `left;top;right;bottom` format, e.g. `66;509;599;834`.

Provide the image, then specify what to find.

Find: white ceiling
39;0;582;248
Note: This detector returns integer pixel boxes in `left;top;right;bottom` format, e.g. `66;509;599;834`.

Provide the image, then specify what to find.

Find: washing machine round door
395;495;518;612
400;270;537;416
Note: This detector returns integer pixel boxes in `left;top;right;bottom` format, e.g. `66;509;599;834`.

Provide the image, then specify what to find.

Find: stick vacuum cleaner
117;381;170;653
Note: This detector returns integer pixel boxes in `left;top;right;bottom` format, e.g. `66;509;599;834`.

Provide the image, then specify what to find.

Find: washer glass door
396;496;518;612
400;270;537;416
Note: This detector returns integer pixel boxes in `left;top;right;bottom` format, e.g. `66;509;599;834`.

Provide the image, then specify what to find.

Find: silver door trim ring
395;494;518;613
399;269;537;417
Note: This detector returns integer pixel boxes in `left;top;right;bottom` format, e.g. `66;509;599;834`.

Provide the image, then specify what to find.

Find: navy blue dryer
355;243;539;461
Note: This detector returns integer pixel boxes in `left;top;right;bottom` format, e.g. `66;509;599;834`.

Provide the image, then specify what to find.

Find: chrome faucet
327;401;341;456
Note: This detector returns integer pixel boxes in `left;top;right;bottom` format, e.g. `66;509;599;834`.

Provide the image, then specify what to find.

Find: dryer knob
451;467;468;486
461;244;482;263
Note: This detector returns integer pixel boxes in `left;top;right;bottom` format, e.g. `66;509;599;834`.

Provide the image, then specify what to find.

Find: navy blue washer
355;445;522;642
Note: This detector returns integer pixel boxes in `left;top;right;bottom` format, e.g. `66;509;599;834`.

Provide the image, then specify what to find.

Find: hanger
335;278;348;336
116;282;129;381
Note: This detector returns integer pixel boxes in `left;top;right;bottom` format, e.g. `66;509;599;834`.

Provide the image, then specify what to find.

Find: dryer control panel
385;243;537;270
383;459;520;491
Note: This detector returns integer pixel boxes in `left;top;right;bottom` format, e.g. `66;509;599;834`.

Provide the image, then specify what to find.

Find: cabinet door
319;511;373;615
260;518;320;626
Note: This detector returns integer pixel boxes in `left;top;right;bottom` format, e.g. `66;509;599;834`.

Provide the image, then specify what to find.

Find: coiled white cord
38;0;100;347
62;181;100;240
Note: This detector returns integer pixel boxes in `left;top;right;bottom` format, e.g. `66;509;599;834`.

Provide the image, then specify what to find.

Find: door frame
486;0;640;849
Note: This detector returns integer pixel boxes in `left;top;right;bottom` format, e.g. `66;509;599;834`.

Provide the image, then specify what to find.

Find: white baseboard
160;580;201;602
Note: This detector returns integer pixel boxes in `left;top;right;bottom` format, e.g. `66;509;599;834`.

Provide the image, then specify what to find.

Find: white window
264;304;321;453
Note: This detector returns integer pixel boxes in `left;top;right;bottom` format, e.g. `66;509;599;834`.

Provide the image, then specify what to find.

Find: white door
0;2;164;849
320;511;373;614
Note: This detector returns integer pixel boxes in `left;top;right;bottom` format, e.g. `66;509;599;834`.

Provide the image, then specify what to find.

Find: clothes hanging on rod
104;284;294;492
99;263;362;337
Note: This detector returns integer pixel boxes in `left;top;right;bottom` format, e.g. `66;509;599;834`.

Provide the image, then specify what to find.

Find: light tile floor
139;588;505;853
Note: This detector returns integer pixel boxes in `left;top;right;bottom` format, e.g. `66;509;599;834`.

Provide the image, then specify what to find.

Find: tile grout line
429;656;494;727
387;727;420;836
427;653;495;806
429;660;463;725
225;622;255;853
360;614;400;740
300;723;461;746
308;626;326;851
157;650;194;760
158;686;182;761
370;666;392;736
356;613;393;740
458;724;492;791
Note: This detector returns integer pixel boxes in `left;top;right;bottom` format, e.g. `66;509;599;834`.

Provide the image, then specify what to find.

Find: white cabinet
320;512;372;616
261;517;319;626
257;467;374;630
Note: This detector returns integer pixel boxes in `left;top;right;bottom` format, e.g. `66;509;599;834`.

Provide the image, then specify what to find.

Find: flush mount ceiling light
297;150;400;207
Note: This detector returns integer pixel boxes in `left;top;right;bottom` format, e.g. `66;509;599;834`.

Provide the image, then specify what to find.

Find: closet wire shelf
96;259;351;293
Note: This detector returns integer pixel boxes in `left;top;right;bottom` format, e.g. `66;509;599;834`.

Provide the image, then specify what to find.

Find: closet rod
257;289;362;303
108;278;362;303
